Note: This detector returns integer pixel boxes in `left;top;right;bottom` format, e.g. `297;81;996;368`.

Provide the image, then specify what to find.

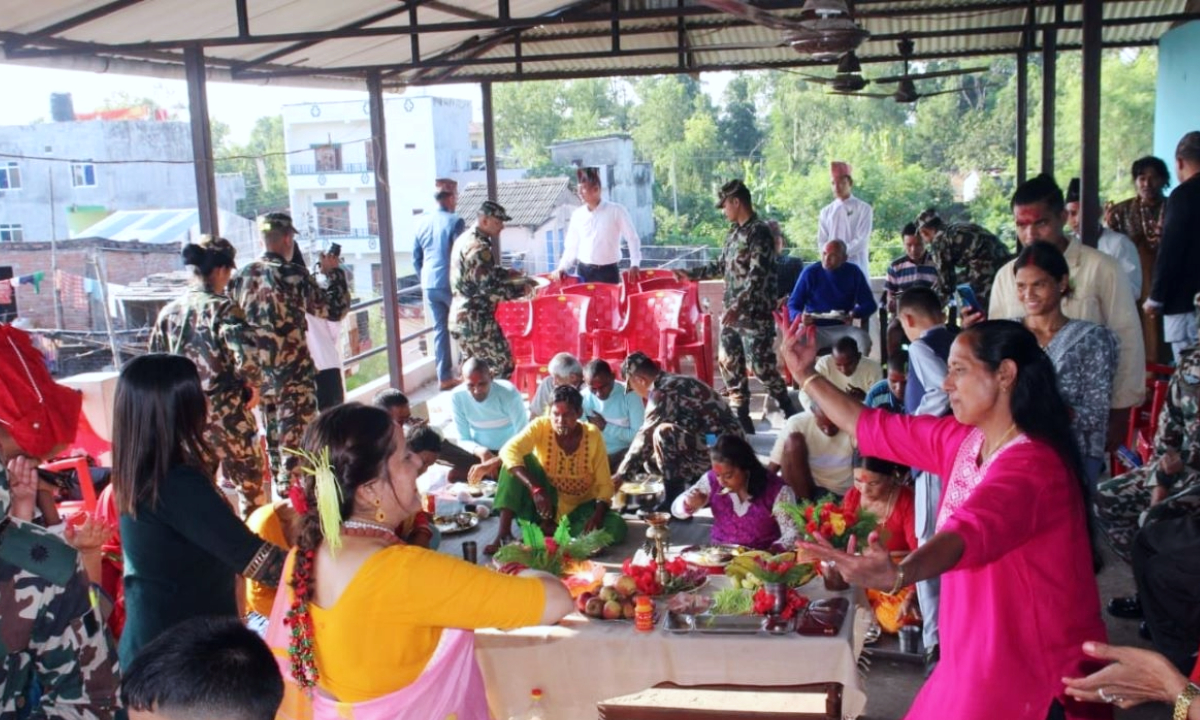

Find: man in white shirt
581;358;645;472
989;174;1145;451
1066;178;1142;301
817;161;874;276
552;166;641;285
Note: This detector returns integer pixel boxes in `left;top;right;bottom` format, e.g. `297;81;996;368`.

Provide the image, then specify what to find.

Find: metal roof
457;177;580;228
1;1;1196;89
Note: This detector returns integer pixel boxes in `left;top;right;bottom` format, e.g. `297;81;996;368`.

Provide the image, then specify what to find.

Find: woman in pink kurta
782;317;1111;720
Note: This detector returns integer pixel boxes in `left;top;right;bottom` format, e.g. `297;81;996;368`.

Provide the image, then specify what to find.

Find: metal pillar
1016;46;1029;184
1080;0;1103;248
481;81;500;256
1041;26;1057;176
184;45;219;236
367;71;405;391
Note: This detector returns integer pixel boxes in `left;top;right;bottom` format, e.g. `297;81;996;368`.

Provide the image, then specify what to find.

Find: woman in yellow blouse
264;403;573;719
486;385;628;553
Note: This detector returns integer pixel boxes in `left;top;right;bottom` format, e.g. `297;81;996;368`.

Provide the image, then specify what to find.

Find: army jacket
448;227;532;330
149;286;263;397
686;213;777;329
1;476;120;719
1151;344;1200;489
227;253;350;393
618;372;742;477
927;223;1012;303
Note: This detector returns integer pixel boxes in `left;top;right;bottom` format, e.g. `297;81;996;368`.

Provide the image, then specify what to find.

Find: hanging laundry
56;270;89;310
16;271;45;294
0;279;13;304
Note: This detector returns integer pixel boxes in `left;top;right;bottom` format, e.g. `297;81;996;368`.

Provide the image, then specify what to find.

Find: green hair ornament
284;446;344;555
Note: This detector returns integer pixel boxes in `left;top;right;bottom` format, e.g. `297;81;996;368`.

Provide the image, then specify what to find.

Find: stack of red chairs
562;283;623;361
495;299;534;376
592;289;687;377
514;294;595;393
636;277;713;386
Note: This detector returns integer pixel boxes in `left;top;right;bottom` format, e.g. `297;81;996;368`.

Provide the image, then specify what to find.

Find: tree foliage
214;115;289;218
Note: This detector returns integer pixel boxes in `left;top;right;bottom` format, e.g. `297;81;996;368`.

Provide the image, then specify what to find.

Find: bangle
1175;682;1199;720
890;563;906;594
529;486;543;495
800;374;819;395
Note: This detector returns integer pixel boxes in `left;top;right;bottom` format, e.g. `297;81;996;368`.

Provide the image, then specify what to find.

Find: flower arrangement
780;498;878;550
620;557;708;597
493;517;612;577
744;555;814;587
753;587;810;619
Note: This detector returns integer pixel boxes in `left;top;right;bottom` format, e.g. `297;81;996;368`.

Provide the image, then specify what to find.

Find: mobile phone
955;283;983;315
328;242;342;258
1115;445;1143;469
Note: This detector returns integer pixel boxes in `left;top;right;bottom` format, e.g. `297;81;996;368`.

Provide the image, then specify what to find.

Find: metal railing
314;227;377;239
342;283;431;367
288;162;374;176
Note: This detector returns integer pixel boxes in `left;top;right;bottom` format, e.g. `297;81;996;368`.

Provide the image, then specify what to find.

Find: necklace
342;519;400;543
981;424;1019;463
862;486;899;521
1026;316;1068;349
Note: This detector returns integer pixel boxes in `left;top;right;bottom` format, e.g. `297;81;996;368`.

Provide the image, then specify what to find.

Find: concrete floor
423;378;1167;719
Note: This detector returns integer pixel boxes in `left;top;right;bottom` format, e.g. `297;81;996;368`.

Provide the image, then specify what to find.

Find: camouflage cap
259;212;295;235
478;200;512;221
196;234;237;262
715;179;751;208
915;208;941;230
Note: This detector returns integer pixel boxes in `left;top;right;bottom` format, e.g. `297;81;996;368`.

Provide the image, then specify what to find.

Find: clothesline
0;270;109;311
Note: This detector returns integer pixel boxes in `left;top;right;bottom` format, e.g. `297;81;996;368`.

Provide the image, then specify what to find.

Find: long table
473;576;868;719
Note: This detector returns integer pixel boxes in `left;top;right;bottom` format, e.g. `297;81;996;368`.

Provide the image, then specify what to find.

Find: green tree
214;115;289;218
718;75;762;159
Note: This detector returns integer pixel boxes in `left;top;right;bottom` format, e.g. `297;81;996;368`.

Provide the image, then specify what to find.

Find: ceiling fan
810;39;989;101
697;0;870;60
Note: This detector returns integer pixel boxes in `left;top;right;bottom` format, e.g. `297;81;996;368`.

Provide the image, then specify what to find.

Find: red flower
543;538;559;555
805;521;817;535
752;588;776;615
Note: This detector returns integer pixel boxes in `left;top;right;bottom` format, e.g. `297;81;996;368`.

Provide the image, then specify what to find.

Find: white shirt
817;195;873;276
557;199;642;270
1093;227;1142;301
305;314;343;371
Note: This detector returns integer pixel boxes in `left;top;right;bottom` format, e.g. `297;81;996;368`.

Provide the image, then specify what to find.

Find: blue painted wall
1154;20;1200;189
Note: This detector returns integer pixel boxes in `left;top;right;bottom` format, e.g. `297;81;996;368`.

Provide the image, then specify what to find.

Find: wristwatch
1175;681;1199;720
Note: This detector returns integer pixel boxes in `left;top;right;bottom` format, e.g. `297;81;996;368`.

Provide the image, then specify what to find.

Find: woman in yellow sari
265;403;572;720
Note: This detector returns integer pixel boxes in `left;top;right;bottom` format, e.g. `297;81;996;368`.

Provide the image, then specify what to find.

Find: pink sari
265;551;492;720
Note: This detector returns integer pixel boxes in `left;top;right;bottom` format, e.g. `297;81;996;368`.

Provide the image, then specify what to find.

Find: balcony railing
313;227;377;239
289;162;374;176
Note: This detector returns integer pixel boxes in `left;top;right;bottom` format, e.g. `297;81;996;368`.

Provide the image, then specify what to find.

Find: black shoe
772;392;799;418
1138;621;1152;641
923;644;939;678
736;405;756;435
1107;594;1143;619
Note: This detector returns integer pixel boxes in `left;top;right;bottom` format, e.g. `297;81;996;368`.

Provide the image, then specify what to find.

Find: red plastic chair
1111;363;1175;475
534;273;579;298
514;295;594;389
494;300;534;368
637;277;713;385
46;456;97;515
619;268;674;316
561;283;623;360
593;290;687;377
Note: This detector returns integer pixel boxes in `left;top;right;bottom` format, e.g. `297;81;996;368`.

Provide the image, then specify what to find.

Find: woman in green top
110;354;286;663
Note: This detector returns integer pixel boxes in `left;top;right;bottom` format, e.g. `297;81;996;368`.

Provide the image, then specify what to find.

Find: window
366;200;379;236
314;145;342;172
315;204;350;237
0;224;24;242
371;263;383;297
71;163;96;188
0;162;20;190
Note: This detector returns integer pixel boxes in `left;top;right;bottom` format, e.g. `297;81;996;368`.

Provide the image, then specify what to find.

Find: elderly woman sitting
671;434;798;551
486;385;628;554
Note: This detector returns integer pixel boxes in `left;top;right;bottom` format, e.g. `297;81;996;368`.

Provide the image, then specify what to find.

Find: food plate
464;480;497;498
679;544;747;569
433;511;480;535
663;611;797;635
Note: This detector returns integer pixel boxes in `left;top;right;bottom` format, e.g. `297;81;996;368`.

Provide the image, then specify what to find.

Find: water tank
50;93;75;122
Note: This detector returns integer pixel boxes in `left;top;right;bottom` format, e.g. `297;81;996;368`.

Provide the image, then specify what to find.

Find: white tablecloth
474;577;868;719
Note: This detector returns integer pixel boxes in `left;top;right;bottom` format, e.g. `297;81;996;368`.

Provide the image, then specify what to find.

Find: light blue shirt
451;379;528;453
582;381;645;454
413;208;465;292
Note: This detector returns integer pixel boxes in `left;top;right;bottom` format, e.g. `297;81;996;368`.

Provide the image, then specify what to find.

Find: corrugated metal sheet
0;0;1193;86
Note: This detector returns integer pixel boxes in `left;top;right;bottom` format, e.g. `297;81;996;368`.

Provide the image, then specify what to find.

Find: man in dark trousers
1145;131;1200;362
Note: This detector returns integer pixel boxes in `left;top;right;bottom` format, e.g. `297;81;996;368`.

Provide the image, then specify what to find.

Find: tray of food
433;511;480;535
678;544;748;569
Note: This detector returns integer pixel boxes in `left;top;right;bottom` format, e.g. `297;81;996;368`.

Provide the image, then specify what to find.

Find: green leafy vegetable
710;587;754;616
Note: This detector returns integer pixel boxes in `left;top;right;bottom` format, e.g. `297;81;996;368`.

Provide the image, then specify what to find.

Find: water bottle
508;688;546;720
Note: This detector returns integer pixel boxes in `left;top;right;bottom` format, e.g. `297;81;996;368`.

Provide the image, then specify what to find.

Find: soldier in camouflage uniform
449;200;537;380
916;208;1012;311
0;324;120;720
150;236;266;518
613;351;744;510
1095;292;1200;562
678;180;798;434
227;213;350;498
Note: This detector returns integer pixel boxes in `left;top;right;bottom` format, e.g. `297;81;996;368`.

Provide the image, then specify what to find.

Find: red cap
0;325;81;458
830;161;852;181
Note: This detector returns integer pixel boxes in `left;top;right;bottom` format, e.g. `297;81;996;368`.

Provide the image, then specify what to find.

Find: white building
283;96;480;298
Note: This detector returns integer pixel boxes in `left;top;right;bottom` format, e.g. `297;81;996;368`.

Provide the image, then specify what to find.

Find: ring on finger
1097;688;1114;704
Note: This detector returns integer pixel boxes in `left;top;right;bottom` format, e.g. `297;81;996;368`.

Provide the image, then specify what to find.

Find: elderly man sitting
787;239;876;354
581;359;645;473
450;357;530;483
799;335;882;410
486;385;627;553
766;402;856;500
529;352;585;419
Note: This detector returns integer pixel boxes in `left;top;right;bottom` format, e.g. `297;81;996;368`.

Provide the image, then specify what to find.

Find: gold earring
373;497;386;523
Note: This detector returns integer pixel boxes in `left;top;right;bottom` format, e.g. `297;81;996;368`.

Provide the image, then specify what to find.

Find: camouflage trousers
1095;464;1200;562
207;389;267;519
719;323;787;408
629;423;713;508
260;382;318;499
452;314;515;380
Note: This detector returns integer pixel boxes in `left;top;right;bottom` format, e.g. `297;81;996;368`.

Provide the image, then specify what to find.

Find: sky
0;63;733;144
